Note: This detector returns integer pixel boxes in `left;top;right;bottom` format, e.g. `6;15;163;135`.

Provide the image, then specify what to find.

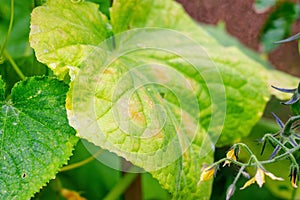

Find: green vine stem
232;165;246;186
0;0;14;56
103;172;139;200
59;149;103;172
0;0;26;81
260;144;300;165
261;134;298;165
211;140;300;169
3;50;25;80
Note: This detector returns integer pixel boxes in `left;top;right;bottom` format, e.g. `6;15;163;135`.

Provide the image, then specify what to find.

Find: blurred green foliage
259;1;300;52
1;0;299;199
254;0;276;12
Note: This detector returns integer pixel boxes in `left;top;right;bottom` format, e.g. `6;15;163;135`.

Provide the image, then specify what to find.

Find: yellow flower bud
198;166;215;185
240;167;283;190
223;148;237;167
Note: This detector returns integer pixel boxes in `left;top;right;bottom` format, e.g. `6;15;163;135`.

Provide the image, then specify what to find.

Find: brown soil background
176;0;300;76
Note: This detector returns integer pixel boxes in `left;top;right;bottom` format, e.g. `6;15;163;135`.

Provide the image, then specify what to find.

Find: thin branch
3;50;25;80
0;0;14;55
60;149;103;172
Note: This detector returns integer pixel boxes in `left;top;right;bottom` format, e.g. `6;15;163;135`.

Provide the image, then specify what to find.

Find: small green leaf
29;0;110;79
253;0;276;13
261;2;299;52
0;76;78;199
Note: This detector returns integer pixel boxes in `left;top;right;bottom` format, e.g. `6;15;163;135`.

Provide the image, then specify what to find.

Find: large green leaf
29;0;110;79
0;76;78;199
110;0;270;145
69;28;223;199
29;0;285;199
